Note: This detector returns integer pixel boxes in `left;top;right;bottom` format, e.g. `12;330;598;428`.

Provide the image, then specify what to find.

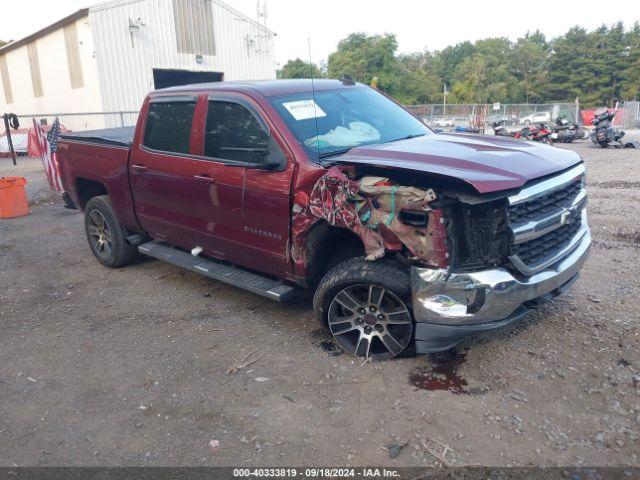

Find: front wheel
577;127;589;139
314;258;414;360
84;195;138;268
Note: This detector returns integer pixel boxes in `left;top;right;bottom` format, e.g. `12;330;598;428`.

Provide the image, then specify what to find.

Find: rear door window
204;100;268;163
143;96;197;154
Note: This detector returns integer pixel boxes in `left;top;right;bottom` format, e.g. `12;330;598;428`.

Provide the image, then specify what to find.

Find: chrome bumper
410;163;590;352
410;224;591;350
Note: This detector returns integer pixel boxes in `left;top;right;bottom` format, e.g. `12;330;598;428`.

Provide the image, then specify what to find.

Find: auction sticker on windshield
282;99;326;121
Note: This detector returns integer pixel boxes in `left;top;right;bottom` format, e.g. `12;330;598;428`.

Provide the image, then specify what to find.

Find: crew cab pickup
58;79;591;360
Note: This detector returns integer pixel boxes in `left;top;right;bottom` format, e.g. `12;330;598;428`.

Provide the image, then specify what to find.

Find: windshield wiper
318;147;353;159
387;133;426;143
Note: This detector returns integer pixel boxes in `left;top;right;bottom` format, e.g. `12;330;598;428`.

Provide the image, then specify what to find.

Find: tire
84;195;137;268
577;127;589;139
599;141;609;148
313;257;414;361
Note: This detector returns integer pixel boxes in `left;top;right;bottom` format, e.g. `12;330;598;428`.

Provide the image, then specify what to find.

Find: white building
0;0;276;129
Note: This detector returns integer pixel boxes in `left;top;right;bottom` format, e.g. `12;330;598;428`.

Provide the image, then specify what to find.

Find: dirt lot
1;138;639;467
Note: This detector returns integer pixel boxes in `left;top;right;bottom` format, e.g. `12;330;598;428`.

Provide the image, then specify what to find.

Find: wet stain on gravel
409;351;485;395
319;341;342;355
310;329;343;356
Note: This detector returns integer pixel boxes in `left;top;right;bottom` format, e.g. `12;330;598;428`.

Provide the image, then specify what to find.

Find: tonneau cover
61;126;135;148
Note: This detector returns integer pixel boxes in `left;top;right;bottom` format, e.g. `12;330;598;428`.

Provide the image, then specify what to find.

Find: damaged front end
293;162;591;354
291;166;450;271
411;163;591;352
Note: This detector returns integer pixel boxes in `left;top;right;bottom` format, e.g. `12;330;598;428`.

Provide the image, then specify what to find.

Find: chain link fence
407;102;640;130
9;102;640;135
16;105;577;134
15;111;139;131
405;103;582;130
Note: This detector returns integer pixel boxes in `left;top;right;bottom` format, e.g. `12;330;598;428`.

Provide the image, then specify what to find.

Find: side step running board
138;242;296;302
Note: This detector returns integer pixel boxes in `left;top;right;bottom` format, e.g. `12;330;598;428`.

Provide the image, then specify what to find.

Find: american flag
33;117;64;192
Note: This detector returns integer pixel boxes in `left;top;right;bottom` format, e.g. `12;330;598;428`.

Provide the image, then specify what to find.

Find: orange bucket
0;176;29;219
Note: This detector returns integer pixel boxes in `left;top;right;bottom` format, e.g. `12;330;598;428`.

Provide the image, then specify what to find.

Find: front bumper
410;227;591;353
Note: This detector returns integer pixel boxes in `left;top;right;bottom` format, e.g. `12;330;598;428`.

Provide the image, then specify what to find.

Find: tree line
278;23;640;107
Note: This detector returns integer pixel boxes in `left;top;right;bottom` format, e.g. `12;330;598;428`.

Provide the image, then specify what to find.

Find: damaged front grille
511;214;582;268
507;164;588;275
508;180;582;224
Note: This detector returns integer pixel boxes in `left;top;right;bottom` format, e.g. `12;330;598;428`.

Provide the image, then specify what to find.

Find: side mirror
246;135;285;171
220;137;286;170
262;135;286;170
259;153;284;170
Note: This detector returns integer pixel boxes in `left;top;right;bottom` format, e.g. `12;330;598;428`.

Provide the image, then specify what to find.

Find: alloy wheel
87;210;113;260
327;283;413;360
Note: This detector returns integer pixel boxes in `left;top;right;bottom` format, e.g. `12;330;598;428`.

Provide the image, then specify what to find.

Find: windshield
270;86;432;161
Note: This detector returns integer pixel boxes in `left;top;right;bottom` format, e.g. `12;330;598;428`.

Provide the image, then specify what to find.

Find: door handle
194;174;215;183
130;164;148;173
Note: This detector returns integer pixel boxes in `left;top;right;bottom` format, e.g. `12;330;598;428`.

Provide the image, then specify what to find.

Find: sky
2;0;640;67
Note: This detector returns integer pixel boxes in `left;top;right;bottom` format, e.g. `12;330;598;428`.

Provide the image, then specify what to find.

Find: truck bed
60;126;135;148
58;126;139;228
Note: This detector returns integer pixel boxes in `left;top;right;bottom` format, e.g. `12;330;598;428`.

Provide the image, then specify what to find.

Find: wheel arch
304;221;366;289
75;178;108;210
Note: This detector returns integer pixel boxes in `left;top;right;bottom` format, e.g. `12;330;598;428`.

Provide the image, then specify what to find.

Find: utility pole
443;84;448;117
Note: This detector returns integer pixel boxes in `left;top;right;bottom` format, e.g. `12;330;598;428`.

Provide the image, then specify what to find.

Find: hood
336;133;582;193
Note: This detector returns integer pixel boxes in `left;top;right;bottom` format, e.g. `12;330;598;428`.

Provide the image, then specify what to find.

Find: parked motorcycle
518;123;553;144
550;117;577;143
492;121;553;144
590;107;625;148
491;120;515;137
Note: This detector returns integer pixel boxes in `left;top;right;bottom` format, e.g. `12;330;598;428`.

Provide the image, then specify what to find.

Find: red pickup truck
58;79;591;360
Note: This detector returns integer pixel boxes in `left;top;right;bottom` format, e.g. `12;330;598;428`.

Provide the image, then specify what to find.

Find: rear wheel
314;258;414;360
84;195;137;268
599;141;609;148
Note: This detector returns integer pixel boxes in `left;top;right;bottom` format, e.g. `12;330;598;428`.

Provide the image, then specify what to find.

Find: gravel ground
1;137;639;467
